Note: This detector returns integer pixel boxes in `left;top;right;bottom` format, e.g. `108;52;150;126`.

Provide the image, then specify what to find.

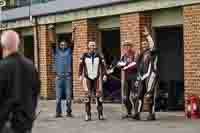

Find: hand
143;26;149;36
146;94;151;98
122;67;126;71
122;96;127;101
79;76;83;81
137;75;142;81
141;76;145;81
103;75;107;81
135;81;139;87
96;91;102;97
107;68;114;74
117;61;126;67
48;24;55;30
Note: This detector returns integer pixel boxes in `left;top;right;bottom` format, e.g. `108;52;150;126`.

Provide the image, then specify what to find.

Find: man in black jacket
0;30;40;133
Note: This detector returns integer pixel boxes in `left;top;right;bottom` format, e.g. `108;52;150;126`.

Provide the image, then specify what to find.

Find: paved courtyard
33;100;200;133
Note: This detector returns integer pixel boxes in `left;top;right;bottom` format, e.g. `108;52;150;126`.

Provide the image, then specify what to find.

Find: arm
123;51;137;70
141;61;152;81
123;62;136;70
79;54;84;77
70;27;76;51
100;54;107;75
143;26;155;49
48;24;57;54
50;42;57;54
154;56;158;71
146;35;154;48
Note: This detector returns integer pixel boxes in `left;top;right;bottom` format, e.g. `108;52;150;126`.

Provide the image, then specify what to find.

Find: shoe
132;113;140;120
66;112;73;117
55;113;62;118
85;114;91;121
147;114;156;121
98;114;104;120
121;114;132;119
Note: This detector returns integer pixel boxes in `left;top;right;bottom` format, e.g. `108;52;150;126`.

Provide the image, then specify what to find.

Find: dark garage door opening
155;26;184;111
101;29;121;103
23;35;34;62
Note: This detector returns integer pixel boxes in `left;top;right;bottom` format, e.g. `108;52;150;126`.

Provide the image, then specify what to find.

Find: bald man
0;30;40;133
79;41;107;121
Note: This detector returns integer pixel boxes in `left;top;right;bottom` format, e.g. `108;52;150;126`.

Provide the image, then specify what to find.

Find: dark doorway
155;26;184;111
23;35;34;61
57;33;72;46
101;29;121;103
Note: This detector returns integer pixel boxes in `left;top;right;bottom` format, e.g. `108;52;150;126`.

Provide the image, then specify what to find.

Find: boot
66;100;72;117
132;113;140;120
85;113;91;121
66;112;73;117
55;113;62;118
98;111;104;120
121;113;132;119
147;113;156;121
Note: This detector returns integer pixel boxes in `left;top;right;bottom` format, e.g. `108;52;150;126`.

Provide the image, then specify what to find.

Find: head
0;30;20;58
88;41;97;53
143;38;155;51
123;41;132;53
59;40;68;50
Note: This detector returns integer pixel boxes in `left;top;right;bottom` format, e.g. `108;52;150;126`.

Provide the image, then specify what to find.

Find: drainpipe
29;0;40;78
35;16;41;78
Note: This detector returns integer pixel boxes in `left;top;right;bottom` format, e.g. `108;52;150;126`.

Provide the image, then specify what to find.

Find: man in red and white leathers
79;41;107;121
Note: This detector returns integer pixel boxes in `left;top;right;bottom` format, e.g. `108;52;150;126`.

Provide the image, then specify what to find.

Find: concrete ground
32;100;200;133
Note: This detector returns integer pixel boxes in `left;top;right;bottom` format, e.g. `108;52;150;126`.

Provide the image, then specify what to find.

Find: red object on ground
190;96;200;119
186;95;200;119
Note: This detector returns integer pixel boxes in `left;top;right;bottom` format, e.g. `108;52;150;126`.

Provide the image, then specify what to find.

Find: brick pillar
120;12;152;111
120;12;151;53
72;19;98;101
184;5;200;105
33;25;55;99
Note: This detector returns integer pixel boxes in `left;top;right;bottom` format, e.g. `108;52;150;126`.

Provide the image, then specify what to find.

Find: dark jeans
55;76;72;114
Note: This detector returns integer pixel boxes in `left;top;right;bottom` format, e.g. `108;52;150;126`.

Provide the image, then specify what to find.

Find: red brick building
2;0;200;110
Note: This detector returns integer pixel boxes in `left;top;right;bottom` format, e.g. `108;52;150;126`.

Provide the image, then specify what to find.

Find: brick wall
72;19;98;101
33;25;55;99
183;5;200;102
33;20;98;100
120;12;151;53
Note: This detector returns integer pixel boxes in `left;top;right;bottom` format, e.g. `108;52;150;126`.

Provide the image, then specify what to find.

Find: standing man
0;30;40;133
117;41;138;119
49;26;74;118
133;27;159;120
79;41;107;121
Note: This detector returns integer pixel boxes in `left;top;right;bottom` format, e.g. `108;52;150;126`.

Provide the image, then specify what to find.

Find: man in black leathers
0;30;40;133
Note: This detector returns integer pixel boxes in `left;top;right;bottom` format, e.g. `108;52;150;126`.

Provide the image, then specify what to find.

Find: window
16;0;29;6
3;0;55;10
